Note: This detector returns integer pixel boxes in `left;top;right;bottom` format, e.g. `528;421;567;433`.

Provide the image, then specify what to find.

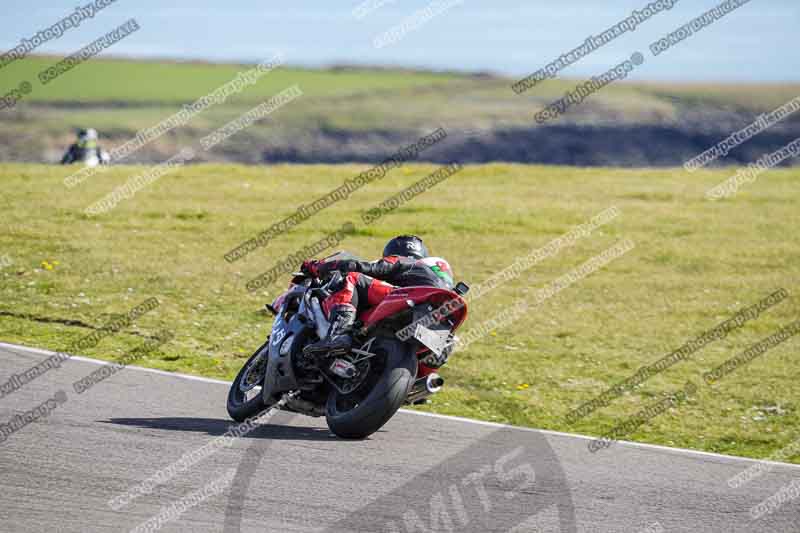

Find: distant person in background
61;128;110;167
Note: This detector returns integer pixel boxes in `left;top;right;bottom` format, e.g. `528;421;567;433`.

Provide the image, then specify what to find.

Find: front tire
227;340;269;422
325;337;417;439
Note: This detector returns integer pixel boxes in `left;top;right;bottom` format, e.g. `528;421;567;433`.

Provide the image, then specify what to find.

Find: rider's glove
301;260;322;277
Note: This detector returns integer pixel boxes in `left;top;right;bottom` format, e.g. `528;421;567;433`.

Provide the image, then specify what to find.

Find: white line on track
3;340;799;470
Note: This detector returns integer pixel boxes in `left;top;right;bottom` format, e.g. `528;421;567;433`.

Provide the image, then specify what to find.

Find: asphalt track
1;342;798;532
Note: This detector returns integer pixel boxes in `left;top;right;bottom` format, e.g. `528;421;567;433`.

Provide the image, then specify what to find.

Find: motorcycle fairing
261;311;307;404
359;286;468;330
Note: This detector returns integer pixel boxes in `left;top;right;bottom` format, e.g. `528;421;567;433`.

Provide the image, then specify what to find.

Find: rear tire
325;337;416;439
227;341;269;422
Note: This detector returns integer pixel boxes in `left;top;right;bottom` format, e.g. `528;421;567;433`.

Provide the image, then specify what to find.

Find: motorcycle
85;150;111;167
61;148;110;167
226;251;469;439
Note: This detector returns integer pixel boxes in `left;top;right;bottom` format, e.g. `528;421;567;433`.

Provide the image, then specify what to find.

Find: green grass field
1;162;798;462
6;55;794;112
1;56;458;103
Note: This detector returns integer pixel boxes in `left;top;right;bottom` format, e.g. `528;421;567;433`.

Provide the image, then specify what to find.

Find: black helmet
383;235;428;259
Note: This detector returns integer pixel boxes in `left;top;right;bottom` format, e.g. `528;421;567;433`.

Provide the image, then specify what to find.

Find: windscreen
319;250;362;263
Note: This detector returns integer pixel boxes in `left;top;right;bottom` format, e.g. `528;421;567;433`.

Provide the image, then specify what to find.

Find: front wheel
227;340;269;422
325;337;417;439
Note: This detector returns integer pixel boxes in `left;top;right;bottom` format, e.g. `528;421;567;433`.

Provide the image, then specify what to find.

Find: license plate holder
413;324;450;356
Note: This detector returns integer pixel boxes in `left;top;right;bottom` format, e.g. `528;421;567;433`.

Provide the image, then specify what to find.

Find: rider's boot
304;304;356;358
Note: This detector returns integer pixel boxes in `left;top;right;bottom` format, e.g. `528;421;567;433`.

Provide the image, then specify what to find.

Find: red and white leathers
316;255;454;315
302;255;454;357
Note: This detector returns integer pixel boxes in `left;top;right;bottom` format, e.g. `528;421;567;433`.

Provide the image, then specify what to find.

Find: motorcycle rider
61;128;109;165
300;235;454;359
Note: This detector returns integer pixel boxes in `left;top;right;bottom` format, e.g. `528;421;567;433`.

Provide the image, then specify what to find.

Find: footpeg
330;358;357;378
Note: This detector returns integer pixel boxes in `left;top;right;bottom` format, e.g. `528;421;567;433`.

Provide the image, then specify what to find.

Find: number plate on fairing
413;324;450;356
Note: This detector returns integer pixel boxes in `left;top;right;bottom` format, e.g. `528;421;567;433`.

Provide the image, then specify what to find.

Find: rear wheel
325;337;416;439
227;340;269;422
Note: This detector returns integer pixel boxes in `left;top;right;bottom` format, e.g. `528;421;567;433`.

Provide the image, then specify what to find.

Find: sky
1;0;798;82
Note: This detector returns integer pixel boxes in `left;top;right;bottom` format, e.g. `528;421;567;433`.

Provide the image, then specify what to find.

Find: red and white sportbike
227;252;469;439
